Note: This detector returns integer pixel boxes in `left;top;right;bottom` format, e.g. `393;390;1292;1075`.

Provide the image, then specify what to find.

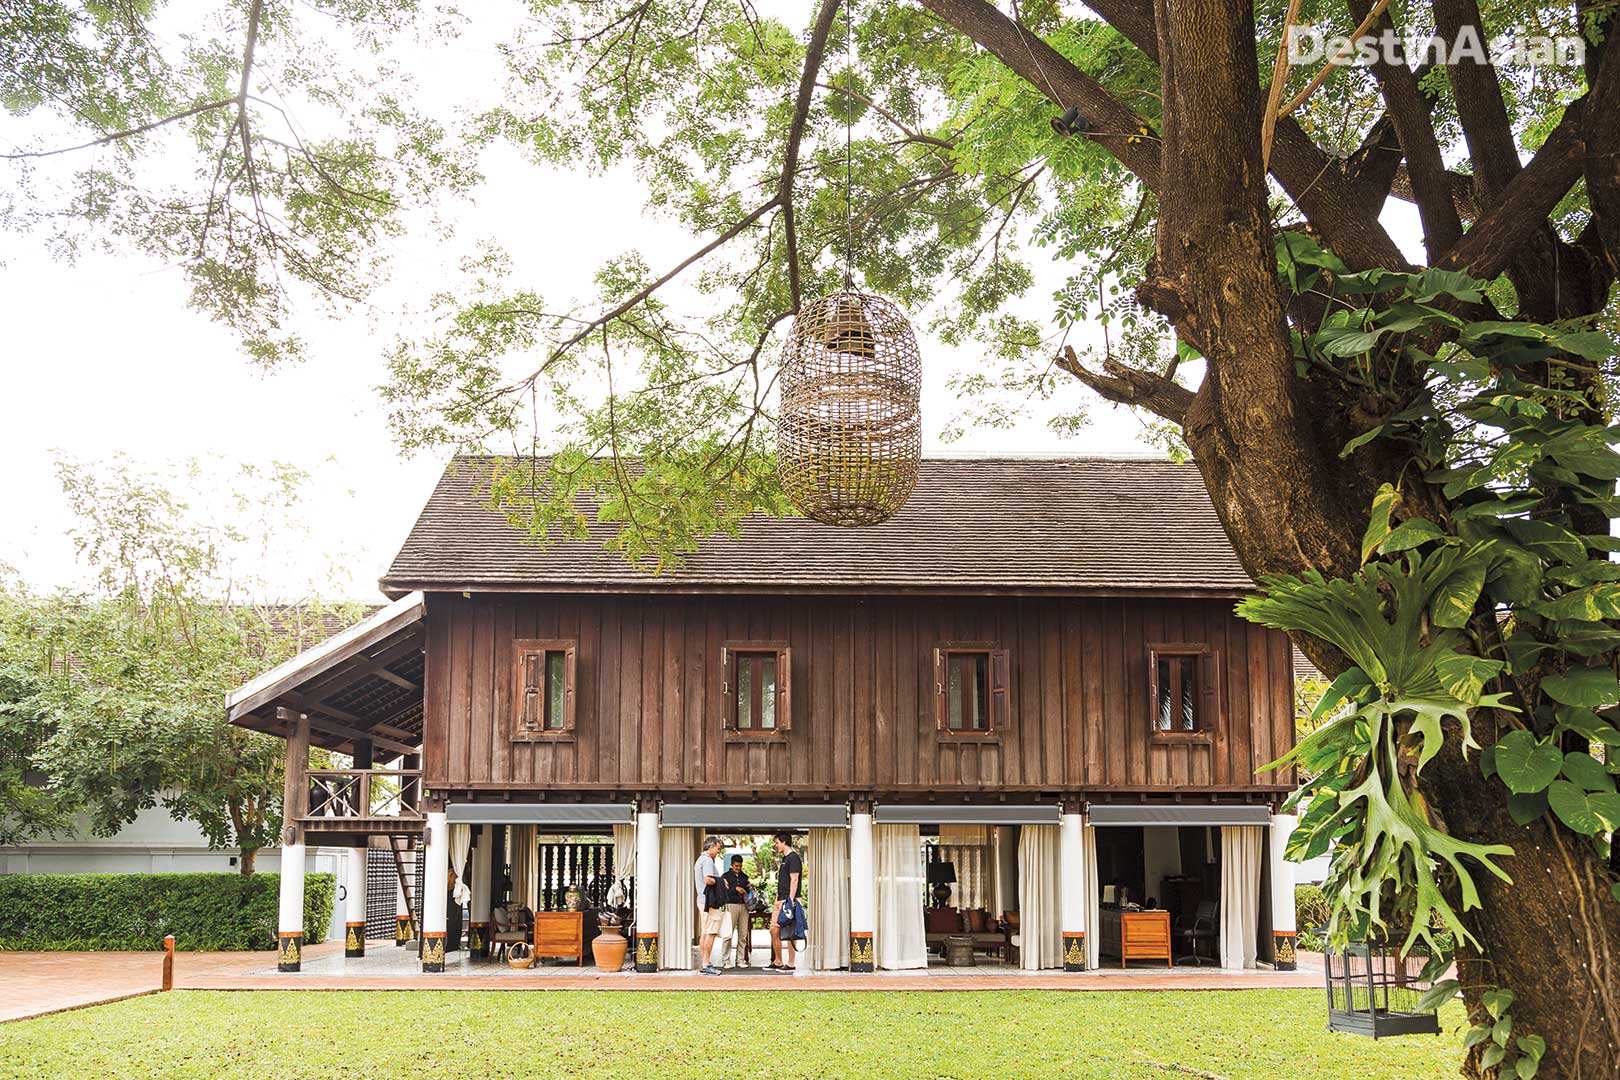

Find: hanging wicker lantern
776;291;922;526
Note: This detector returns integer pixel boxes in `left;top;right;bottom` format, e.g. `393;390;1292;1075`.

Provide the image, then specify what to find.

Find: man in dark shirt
770;831;803;971
720;854;752;968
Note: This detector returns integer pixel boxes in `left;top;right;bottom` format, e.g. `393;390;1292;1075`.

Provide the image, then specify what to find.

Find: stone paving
2;942;1323;1022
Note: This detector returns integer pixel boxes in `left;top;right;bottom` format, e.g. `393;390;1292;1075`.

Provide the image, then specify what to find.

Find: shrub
1296;883;1330;932
0;872;334;951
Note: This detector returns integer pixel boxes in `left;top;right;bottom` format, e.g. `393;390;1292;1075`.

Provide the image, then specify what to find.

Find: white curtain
874;824;927;970
938;844;989;910
1221;825;1264;969
608;823;637;908
659;827;697;970
808;828;850;970
1018;824;1062;969
449;824;473;907
510;825;538;911
992;826;1019;918
1081;822;1101;970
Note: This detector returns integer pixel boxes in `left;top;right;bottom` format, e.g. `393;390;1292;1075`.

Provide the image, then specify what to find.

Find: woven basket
507;942;535;970
777;291;922;526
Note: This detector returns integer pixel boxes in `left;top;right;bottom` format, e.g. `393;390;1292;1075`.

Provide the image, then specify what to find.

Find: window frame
932;642;1008;740
513;638;577;741
1147;642;1221;742
721;641;792;740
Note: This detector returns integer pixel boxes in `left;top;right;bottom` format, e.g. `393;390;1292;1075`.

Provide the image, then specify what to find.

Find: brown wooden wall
422;592;1296;798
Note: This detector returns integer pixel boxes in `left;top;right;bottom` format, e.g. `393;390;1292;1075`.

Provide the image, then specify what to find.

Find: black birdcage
1323;939;1442;1038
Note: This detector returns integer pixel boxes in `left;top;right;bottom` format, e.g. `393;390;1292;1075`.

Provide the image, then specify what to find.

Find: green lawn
0;990;1464;1079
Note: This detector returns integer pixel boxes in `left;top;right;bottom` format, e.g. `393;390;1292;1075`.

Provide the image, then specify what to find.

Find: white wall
1141;826;1182;907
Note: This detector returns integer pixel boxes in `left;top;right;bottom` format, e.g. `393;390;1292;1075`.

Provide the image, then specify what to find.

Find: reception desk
1098;909;1173;967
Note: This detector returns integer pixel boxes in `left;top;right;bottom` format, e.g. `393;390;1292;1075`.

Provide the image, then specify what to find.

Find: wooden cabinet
534;911;585;964
1099;909;1172;968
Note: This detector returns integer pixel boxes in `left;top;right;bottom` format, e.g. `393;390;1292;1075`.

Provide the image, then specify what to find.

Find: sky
0;3;1428;603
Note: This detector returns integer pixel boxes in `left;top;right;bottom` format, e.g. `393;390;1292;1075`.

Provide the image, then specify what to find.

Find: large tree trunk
1148;3;1620;1075
240;846;258;877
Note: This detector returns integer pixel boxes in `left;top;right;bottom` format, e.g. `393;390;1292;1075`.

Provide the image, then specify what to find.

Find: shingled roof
379;455;1254;596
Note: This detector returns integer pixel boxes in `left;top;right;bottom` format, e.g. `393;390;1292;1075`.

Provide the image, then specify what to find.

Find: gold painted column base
422;931;446;972
395;914;411;946
344;921;365;958
277;932;303;972
1273;931;1297;971
1063;931;1087;972
634;932;659;972
849;931;874;972
468;921;489;959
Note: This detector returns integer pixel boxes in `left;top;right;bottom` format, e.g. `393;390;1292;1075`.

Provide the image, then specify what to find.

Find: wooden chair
491;904;533;960
1175;900;1218;966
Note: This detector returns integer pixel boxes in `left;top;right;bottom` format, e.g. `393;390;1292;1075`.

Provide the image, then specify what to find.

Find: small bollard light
162;934;175;991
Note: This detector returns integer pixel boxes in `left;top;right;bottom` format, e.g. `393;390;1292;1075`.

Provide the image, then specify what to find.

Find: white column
344;846;367;957
1059;809;1086;971
1268;812;1299;969
422;811;450;971
849;807;875;972
634;808;661;971
470;825;493;957
277;841;306;971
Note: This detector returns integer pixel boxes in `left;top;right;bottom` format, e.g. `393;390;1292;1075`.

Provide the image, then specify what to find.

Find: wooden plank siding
422;592;1296;798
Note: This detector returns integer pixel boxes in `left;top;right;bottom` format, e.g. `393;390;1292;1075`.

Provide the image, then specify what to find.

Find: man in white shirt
694;835;725;975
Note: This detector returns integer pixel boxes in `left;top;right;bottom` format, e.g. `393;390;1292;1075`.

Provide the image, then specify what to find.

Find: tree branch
1437;99;1587;280
0;97;237;159
1056;345;1192;424
1345;0;1462;258
1084;0;1410;271
1432;0;1523;203
779;0;844;310
915;0;1163;190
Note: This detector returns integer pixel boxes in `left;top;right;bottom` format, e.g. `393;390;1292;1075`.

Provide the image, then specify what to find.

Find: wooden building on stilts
226;456;1302;976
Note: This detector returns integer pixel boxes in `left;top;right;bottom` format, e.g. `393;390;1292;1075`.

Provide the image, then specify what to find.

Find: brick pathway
3;945;1322;1021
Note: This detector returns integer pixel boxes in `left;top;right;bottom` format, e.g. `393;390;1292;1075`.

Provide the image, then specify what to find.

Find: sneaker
700;965;721;975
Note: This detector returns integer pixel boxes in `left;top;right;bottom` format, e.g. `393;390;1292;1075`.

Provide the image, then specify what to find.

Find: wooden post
848;800;875;973
353;738;373;817
162;935;175;991
1269;812;1298;970
1060;799;1087;973
275;707;309;972
421;808;449;972
634;798;660;971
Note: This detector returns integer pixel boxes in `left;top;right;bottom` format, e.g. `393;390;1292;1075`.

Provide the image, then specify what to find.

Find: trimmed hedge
0;872;334;951
1295;883;1330;933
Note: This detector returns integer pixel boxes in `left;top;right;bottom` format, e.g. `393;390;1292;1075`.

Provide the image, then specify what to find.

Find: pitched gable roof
379;455;1254;596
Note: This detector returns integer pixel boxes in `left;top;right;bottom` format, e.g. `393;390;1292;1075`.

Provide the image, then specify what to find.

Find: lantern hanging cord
843;0;854;288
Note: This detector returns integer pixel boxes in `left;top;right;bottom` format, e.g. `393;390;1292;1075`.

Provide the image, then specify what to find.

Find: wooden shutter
775;646;792;731
513;639;576;740
517;647;544;737
561;641;578;733
720;645;737;731
989;648;1010;731
1197;649;1221;732
933;647;947;731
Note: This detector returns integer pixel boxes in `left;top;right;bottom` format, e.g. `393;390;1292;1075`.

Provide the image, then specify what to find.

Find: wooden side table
534;911;585;964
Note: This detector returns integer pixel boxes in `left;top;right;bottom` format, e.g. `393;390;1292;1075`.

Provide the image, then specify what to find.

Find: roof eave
375;577;1253;600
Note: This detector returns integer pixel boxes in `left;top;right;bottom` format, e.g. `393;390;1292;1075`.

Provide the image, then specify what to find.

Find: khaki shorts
700;906;725;935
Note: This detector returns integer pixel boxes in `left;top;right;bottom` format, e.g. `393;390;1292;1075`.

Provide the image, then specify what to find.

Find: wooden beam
277;706;310;845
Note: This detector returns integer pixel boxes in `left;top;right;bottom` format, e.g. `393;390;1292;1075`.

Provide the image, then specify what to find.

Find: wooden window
722;642;792;736
514;639;576;739
1148;644;1220;739
933;644;1008;736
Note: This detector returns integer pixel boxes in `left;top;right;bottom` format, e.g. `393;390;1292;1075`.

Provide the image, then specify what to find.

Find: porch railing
305;768;424;819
